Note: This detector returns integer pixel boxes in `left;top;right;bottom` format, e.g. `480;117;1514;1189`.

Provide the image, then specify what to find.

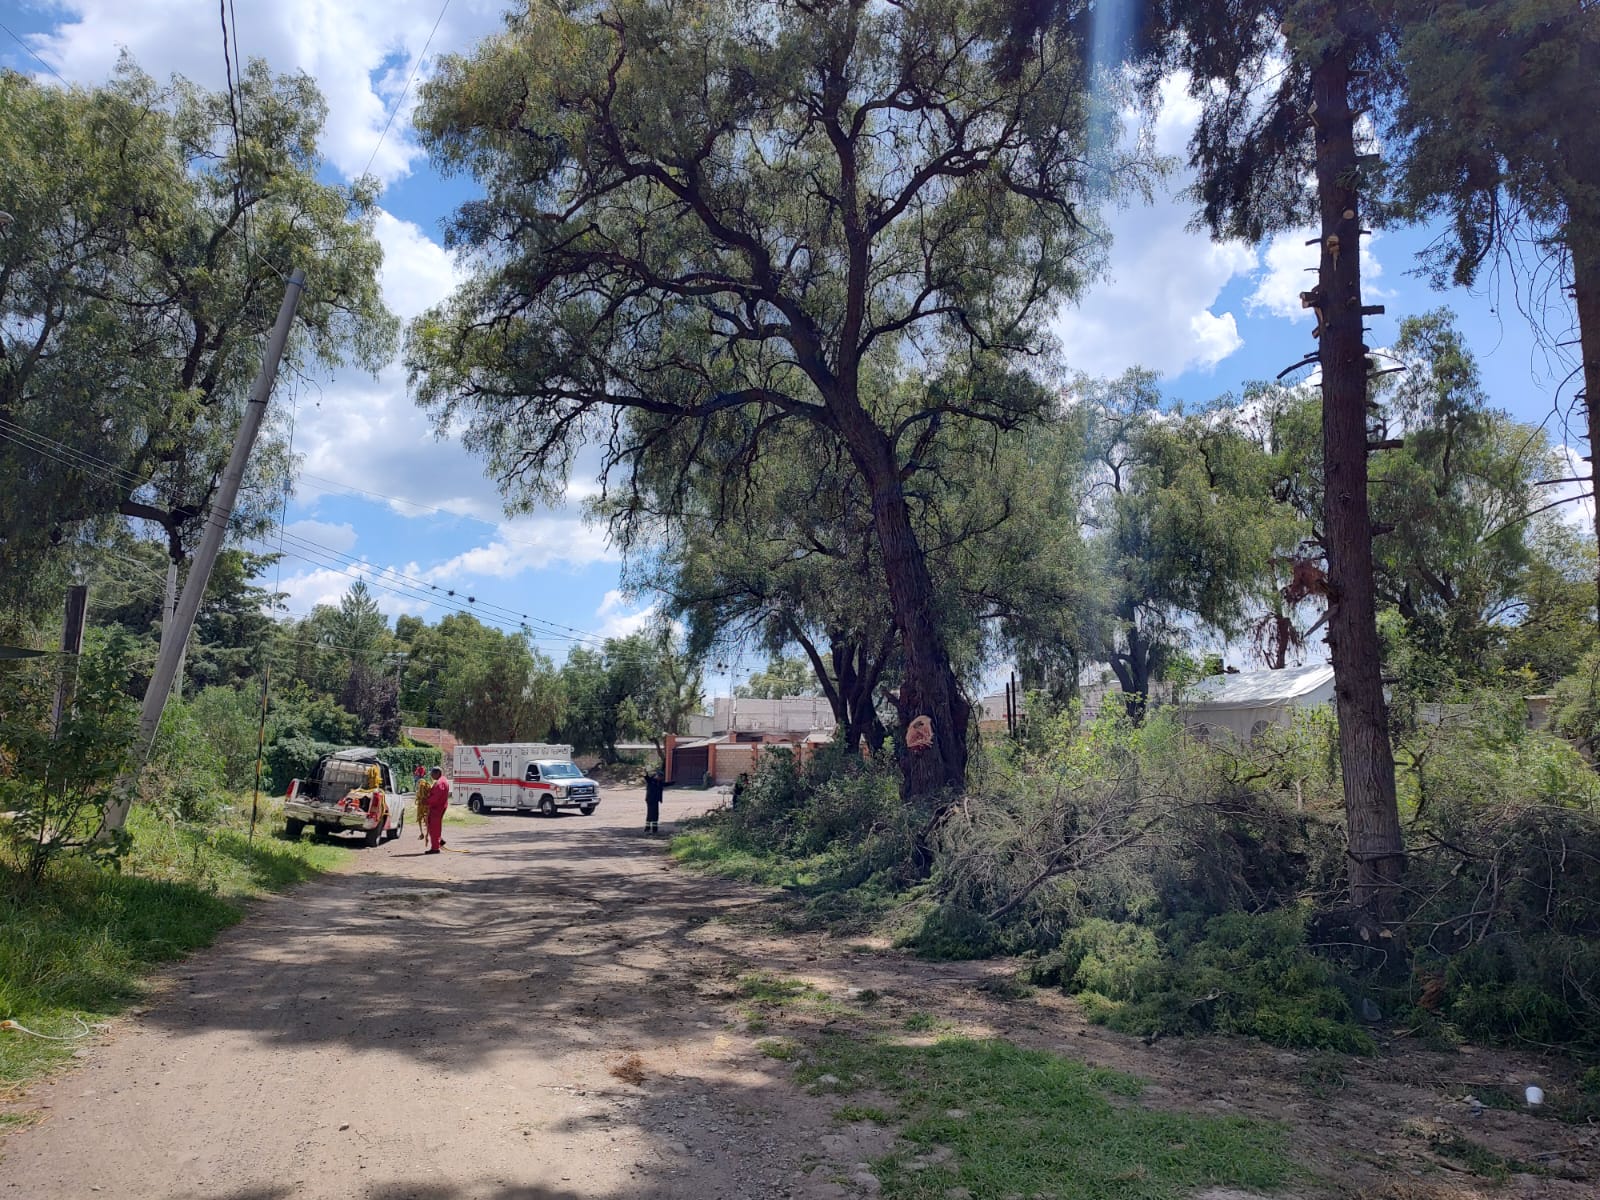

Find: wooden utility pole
51;585;88;733
101;269;306;836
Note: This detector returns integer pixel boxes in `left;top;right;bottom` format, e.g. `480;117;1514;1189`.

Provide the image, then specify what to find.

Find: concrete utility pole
101;268;306;836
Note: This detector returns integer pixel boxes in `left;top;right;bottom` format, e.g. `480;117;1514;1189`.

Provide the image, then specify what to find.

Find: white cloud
1552;445;1597;533
596;588;627;618
282;519;358;553
374;210;462;321
1053;79;1255;379
24;1;508;185
596;600;658;640
422;514;618;584
274;561;429;618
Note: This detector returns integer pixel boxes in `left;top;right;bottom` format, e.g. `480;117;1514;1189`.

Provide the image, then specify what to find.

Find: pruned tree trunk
1312;54;1405;916
1574;242;1600;624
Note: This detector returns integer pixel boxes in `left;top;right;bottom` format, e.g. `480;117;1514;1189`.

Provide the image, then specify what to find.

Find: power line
359;0;453;181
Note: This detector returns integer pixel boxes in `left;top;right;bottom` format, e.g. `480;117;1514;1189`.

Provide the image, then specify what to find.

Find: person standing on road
425;766;451;853
413;765;432;842
644;770;663;834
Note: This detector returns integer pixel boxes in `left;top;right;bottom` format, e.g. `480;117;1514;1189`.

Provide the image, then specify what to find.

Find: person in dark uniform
731;772;749;810
644;770;664;834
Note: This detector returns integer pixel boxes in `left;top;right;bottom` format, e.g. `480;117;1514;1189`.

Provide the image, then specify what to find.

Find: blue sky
3;1;1591;686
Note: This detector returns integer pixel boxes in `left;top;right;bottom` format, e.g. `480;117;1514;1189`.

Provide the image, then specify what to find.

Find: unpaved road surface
0;789;861;1200
2;787;1595;1200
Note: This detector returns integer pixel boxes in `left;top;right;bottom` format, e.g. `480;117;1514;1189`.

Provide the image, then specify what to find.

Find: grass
795;1034;1296;1200
443;806;490;827
1;798;347;1093
669;830;825;887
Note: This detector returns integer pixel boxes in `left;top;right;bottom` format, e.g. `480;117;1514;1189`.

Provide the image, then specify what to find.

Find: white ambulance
451;742;602;817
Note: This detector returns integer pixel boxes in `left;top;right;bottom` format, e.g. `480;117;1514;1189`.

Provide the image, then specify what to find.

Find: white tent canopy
1181;664;1336;743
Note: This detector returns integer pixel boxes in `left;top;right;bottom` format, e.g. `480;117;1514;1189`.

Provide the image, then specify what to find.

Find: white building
1182;664;1336;743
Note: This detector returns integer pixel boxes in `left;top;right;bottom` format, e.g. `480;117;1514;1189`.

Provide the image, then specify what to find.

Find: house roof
1185;664;1336;708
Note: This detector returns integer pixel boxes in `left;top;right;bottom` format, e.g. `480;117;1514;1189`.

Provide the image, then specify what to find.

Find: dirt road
0;788;859;1200
3;787;1594;1199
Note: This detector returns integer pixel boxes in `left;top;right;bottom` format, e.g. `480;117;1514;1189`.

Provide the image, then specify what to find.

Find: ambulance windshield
539;762;582;779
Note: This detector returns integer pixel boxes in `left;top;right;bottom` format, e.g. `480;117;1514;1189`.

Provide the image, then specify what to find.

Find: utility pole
160;558;186;699
101;268;306;836
51;585;89;733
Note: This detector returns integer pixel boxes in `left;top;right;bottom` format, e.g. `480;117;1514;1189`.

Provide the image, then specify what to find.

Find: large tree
1078;370;1299;716
0;58;396;624
407;0;1137;803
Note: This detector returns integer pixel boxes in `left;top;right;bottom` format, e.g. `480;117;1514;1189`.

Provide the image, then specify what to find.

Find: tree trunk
1108;614;1151;723
832;408;969;802
1573;242;1600;624
1312;54;1405;916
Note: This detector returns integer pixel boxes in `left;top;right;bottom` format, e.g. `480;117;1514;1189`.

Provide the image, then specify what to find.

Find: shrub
0;644;138;883
144;697;228;822
188;685;264;789
263;736;340;794
1037;909;1375;1054
372;745;442;787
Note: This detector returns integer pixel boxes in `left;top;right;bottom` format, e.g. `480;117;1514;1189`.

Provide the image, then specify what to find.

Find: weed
608;1053;647;1086
835;1105;894;1124
737;971;819;1005
1427;1132;1527;1182
795;1034;1294;1199
757;1038;801;1061
902;1012;937;1033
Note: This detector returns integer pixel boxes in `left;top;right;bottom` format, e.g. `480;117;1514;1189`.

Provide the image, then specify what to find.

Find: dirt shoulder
0;787;1592;1199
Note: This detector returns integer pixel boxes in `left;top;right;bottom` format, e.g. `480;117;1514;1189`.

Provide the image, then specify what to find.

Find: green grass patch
1;800;347;1092
902;1012;938;1033
442;806;490;827
1426;1131;1542;1182
669;830;823;887
737;970;822;1005
835;1104;894;1124
757;1037;801;1061
796;1034;1295;1200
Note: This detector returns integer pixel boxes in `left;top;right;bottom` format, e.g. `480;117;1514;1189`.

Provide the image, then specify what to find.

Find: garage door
671;745;709;784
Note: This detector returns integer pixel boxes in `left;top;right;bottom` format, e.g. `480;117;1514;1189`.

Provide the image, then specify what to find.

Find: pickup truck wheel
284;818;305;839
579;805;596;816
388;811;404;842
364;825;383;848
539;796;557;817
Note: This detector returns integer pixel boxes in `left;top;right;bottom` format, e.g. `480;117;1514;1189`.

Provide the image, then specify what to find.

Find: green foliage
900;904;1003;961
0;800;346;1087
0;59;396;620
263;736;341;795
372;746;442;788
0;643;138;883
144;696;227;823
186;686;264;790
737;657;819;699
265;682;363;745
1037;910;1376;1055
442;643;564;745
1077;370;1303;706
795;1034;1293;1199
